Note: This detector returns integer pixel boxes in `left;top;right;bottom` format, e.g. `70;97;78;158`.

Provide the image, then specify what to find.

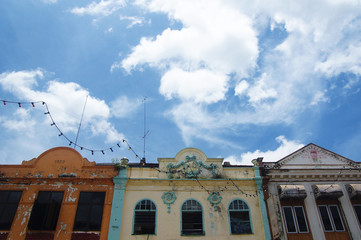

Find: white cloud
70;0;126;16
121;1;259;76
119;15;147;28
0;108;36;133
110;96;142;118
160;68;229;104
234;80;249;96
75;0;361;147
224;136;305;165
0;69;125;144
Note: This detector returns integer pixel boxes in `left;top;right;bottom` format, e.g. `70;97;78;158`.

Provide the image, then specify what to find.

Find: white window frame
318;204;345;232
282;206;309;234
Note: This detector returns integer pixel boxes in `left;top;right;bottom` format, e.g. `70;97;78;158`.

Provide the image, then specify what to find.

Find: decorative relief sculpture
162;192;177;213
167;155;217;178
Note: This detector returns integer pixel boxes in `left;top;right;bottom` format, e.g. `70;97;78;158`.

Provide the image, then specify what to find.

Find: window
353;205;361;227
133;199;156;235
73;192;105;231
0;191;22;230
28;191;63;230
181;200;203;235
318;205;345;232
282;206;309;233
229;199;252;234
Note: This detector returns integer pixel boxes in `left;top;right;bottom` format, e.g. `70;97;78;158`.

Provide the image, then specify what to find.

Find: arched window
228;199;252;234
181;199;204;235
133;199;156;235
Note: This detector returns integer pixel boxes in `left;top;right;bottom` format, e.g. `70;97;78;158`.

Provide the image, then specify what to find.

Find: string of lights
151;166;259;197
264;165;358;198
1;99;142;157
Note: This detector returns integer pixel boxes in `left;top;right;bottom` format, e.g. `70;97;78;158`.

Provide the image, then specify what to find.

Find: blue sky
1;0;361;165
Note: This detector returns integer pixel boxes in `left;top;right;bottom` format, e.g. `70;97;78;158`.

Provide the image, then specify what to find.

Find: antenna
74;95;88;149
142;97;149;163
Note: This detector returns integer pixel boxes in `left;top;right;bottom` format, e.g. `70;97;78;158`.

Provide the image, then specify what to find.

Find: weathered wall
0;147;118;240
117;148;267;240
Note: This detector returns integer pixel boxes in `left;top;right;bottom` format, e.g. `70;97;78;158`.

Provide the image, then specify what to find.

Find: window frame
73;191;106;231
318;204;345;232
282;205;309;234
28;191;64;231
228;199;253;235
132;199;157;235
0;191;22;230
353;204;361;227
181;199;204;236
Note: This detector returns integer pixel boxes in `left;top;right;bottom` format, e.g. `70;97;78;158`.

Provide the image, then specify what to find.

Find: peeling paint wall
118;148;267;240
0;147;118;240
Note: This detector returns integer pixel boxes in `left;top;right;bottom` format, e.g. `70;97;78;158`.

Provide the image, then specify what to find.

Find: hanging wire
0;99;142;157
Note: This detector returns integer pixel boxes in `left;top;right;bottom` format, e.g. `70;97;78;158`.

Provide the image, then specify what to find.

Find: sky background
1;0;361;165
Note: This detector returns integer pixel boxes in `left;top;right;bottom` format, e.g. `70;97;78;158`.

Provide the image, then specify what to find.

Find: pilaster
108;167;128;240
254;166;271;240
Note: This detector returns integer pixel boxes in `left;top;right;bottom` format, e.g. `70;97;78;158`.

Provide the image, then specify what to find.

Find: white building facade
261;143;361;240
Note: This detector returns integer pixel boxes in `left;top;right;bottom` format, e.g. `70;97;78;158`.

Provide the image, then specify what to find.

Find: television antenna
74;95;88;149
142;97;150;163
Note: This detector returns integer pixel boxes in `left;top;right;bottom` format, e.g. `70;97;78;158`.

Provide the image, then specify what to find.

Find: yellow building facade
109;148;271;240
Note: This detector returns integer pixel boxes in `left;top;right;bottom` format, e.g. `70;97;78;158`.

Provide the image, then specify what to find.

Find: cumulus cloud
159;68;229;104
225;136;305;165
70;0;126;16
110;96;142;118
0;69;125;144
73;0;361;148
121;0;361;145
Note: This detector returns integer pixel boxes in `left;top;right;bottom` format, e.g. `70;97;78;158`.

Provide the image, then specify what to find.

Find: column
303;183;326;240
54;186;80;240
254;166;272;240
7;188;36;240
339;183;361;240
108;167;128;240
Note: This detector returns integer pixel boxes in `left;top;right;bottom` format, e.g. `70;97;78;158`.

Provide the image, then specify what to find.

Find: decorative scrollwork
167;155;217;178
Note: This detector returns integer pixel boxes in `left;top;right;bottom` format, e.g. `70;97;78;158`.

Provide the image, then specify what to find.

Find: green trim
254;166;271;240
108;168;128;240
228;199;254;235
128;177;255;181
180;199;205;236
132;199;157;235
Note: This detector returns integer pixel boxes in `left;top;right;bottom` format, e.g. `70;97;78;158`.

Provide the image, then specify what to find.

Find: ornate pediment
158;148;223;179
266;143;358;169
167;155;217;178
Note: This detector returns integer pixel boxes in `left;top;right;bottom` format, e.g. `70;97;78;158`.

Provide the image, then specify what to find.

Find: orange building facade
0;147;118;240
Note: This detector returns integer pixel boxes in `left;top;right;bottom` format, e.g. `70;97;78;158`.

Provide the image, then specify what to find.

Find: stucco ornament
208;192;222;205
167;155;217;178
162;192;177;213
